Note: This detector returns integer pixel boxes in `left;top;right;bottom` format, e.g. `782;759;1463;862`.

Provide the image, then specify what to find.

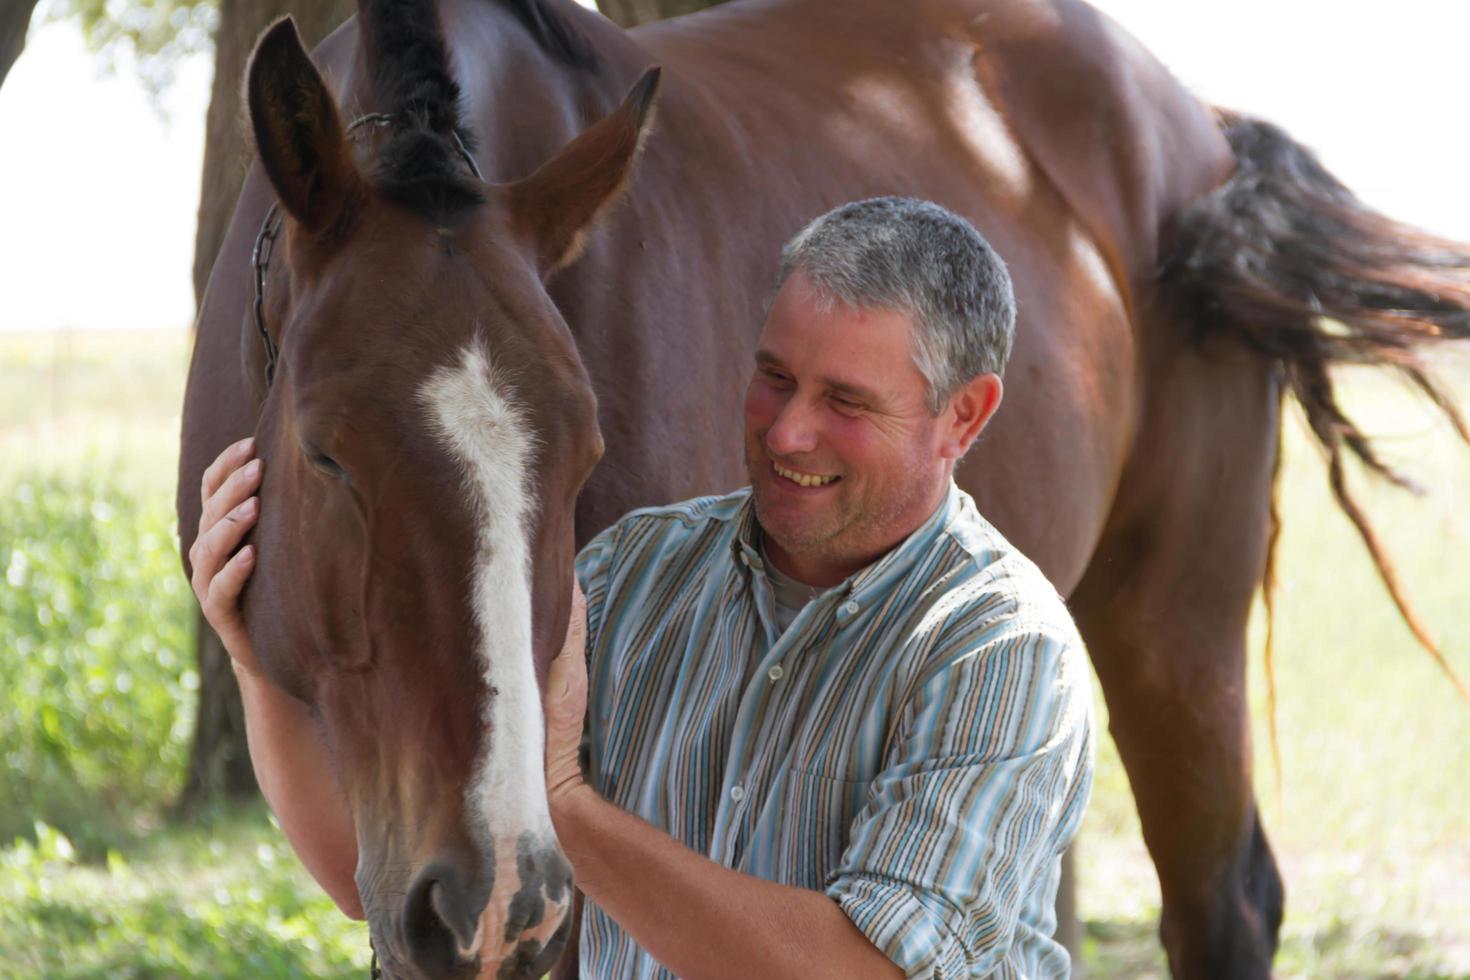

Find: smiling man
543;197;1095;978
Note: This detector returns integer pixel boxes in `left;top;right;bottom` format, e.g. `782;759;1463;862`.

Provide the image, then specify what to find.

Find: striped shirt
574;482;1094;978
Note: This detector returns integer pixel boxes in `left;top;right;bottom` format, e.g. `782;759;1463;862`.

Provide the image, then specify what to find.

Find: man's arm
824;609;1095;977
544;588;902;980
551;785;900;980
190;438;363;918
234;662;364;919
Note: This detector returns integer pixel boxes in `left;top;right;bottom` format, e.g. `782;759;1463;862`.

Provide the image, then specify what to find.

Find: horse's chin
475;898;573;980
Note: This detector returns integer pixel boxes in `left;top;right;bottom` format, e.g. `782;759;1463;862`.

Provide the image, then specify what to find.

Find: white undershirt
759;538;826;634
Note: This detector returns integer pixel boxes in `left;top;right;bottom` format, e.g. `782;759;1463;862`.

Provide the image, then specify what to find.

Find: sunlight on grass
0;807;371;978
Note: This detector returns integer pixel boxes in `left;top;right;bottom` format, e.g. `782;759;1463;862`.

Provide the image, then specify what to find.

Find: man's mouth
771;460;840;488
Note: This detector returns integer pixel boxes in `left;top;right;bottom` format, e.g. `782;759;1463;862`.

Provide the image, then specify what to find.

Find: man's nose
765;396;820;457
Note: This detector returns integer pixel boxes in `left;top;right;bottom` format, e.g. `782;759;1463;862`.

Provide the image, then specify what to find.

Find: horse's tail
1156;111;1470;769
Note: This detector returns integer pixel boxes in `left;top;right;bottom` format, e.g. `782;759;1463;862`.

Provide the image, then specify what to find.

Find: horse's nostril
402;867;480;977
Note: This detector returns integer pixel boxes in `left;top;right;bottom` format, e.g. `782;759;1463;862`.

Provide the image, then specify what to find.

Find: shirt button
842;601;860;616
767;664;784;682
729;785;745;802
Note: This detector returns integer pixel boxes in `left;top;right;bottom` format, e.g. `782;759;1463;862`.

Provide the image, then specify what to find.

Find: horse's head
237;17;656;978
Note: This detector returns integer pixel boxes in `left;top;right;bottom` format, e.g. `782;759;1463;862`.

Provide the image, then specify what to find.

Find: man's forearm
551;784;900;980
235;664;363;919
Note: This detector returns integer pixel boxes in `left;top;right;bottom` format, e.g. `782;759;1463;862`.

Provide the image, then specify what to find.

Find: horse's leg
1070;337;1285;978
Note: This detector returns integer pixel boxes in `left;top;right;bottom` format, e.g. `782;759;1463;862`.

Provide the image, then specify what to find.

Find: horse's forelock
354;0;600;226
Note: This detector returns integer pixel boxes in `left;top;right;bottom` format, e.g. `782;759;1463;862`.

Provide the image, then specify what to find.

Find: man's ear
940;373;1004;460
247;17;363;235
503;67;662;277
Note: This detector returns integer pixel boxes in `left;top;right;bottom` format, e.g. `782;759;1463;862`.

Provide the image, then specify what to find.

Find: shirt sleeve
825;595;1094;979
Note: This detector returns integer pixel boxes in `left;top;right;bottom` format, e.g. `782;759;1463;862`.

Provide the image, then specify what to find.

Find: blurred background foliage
46;0;216;98
0;476;193;851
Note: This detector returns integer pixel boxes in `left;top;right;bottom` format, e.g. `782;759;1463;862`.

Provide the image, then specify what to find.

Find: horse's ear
247;17;362;235
505;67;662;276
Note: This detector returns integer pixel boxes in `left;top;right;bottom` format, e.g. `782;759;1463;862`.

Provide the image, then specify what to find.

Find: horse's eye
304;445;350;483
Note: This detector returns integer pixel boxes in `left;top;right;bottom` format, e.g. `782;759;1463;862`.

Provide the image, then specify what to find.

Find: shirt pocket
751;765;871;885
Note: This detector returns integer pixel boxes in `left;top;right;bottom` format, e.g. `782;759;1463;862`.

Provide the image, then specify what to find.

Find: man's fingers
200;436;255;507
546;650;572;702
545;645;588;723
564;581;588;653
549;584;589;706
199;456;264;535
194;495;260;579
206;545;257;615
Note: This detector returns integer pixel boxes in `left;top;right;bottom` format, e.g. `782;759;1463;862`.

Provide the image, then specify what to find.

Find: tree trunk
176;0;355;816
0;0;40;92
596;0;733;29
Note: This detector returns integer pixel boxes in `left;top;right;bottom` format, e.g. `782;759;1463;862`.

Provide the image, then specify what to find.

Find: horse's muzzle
372;843;573;980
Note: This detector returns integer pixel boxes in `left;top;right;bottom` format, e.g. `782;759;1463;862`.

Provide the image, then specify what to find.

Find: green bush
0;477;195;850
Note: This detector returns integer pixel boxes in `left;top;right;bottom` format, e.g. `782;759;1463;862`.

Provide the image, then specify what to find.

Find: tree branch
0;0;41;92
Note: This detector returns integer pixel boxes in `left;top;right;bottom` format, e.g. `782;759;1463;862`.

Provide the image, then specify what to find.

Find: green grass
2;330;1469;977
0;806;371;978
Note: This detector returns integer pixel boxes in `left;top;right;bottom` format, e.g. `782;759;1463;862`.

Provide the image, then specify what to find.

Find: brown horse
177;0;1470;976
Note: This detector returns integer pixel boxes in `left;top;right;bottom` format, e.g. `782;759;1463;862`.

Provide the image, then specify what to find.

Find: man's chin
752;498;832;550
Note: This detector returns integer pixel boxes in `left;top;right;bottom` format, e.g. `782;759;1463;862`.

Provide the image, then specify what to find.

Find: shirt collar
729;480;963;605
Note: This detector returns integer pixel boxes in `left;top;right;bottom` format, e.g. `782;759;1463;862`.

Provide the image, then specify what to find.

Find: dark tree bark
0;0;40;92
596;0;733;28
176;0;355;815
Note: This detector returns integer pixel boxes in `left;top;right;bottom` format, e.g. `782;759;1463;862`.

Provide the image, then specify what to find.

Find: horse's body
178;1;1470;976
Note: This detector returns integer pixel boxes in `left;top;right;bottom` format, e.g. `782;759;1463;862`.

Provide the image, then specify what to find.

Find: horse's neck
442;0;655;183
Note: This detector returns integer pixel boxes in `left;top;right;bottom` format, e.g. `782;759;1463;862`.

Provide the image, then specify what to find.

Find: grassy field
2;329;1468;978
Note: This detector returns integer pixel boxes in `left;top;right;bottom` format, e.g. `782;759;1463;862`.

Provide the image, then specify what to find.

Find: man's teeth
773;462;838;487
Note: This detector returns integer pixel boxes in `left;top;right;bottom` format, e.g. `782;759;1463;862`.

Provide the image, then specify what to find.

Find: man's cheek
744;381;786;432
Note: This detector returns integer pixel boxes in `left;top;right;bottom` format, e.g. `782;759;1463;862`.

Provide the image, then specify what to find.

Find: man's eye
829;395;863;413
759;368;793;387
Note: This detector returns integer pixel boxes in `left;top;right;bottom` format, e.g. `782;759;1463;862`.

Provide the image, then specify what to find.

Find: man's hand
188;436;363;918
545;580;589;808
188;436;264;676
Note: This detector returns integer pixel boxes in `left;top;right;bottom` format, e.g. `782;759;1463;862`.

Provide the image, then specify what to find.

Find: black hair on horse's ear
504;67;662;276
247;17;362;236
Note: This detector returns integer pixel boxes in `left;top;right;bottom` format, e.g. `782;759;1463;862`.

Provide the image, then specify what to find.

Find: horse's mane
357;0;599;223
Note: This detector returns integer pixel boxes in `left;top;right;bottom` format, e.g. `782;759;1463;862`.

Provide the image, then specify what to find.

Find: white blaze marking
418;342;557;903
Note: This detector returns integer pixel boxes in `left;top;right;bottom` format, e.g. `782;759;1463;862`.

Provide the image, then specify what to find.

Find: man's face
743;270;953;583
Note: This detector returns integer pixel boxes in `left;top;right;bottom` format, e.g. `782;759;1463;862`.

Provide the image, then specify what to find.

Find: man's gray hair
777;197;1016;414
